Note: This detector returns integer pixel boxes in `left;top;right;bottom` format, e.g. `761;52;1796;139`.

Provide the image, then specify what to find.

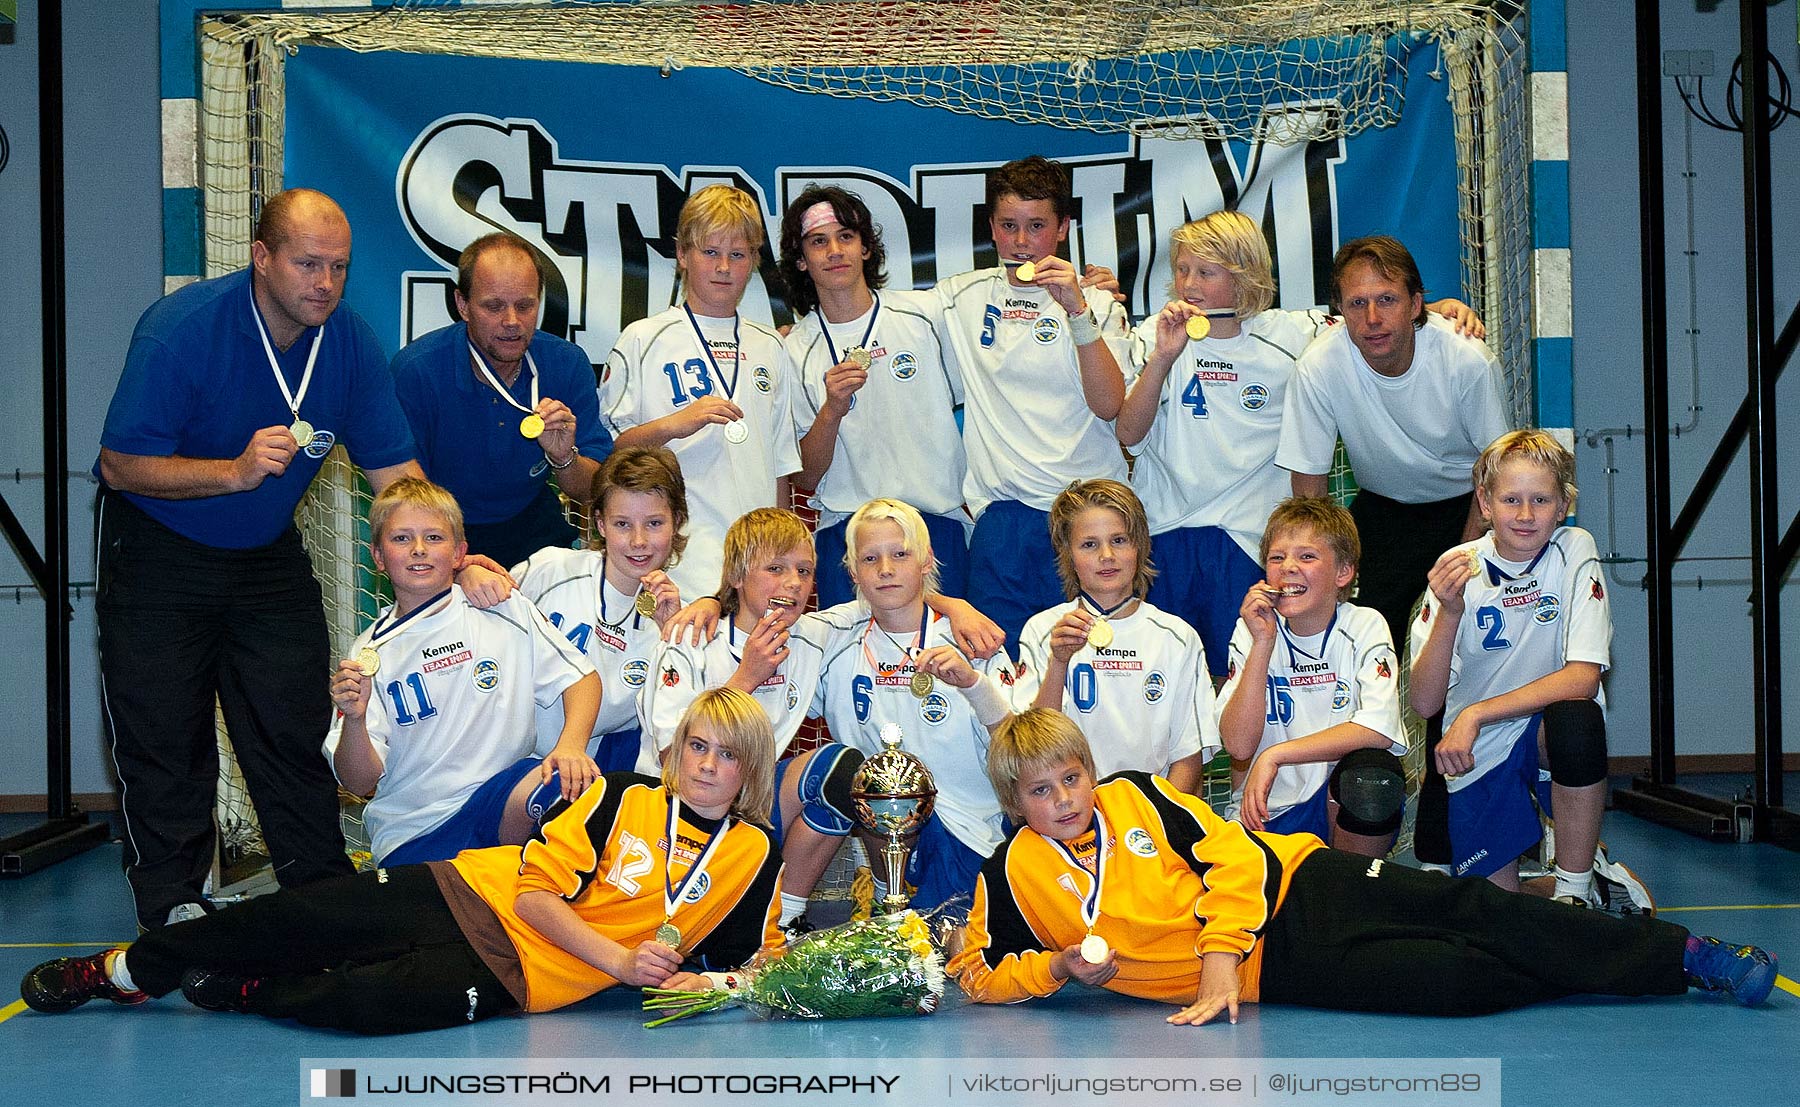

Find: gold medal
723;420;750;444
1086;617;1114;650
909;669;934;698
655;921;682;949
519;412;546;439
634;590;658;617
1015;260;1037;283
289;419;315;448
1466;549;1483;577
354;647;380;677
845;346;872;370
1185;314;1210;341
1080;933;1110;964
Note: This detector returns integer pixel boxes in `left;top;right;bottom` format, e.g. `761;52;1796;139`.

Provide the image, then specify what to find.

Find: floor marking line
1775;976;1800;999
0;999;27;1025
1653;904;1800;913
0;942;132;949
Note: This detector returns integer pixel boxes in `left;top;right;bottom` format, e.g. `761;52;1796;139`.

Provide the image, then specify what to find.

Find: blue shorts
901;812;986;912
1146;525;1264;672
967;500;1063;650
1448;714;1549;879
381;755;541;867
814;510;972;610
1261;783;1332;841
592;725;643;775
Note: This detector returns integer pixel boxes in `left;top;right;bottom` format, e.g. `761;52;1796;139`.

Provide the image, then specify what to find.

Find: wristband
958;674;1012;727
547;444;580;471
1068;307;1101;346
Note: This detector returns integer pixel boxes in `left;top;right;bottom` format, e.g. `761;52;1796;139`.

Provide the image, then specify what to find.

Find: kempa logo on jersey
423;649;472;674
395;114;1347;361
1500;580;1540;606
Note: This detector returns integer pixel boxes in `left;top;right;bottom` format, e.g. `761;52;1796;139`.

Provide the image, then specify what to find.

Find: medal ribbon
860;604;930;684
367;587;453;647
468;342;541;418
820;293;881;368
683;305;741;401
1048;807;1108;935
1480;538;1552;586
1278;605;1339;671
664;794;730;924
249;298;322;423
1077;591;1135;620
595;576;644;634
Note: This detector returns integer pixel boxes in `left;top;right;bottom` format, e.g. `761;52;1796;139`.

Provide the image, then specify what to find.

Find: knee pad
1330;748;1405;836
1543;699;1607;787
797;743;864;837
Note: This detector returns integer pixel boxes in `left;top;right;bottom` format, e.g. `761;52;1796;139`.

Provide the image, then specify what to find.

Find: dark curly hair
777;185;887;318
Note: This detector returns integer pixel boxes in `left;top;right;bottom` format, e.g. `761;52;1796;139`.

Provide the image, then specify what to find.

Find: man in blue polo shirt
96;188;427;930
391;232;610;568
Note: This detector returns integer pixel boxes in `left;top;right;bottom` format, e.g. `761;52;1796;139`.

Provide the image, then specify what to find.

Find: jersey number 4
1181;374;1209;418
660;357;716;407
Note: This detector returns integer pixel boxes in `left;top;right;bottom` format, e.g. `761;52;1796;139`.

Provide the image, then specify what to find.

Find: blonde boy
1408;431;1645;910
1215;497;1405;856
325;478;600;866
639;507;863;930
602;185;801;598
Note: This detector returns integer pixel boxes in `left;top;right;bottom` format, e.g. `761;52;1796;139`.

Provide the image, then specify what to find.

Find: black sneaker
180;968;263;1013
783;912;816;942
20;950;148;1013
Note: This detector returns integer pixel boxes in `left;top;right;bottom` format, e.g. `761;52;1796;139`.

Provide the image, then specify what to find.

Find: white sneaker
166;901;209;926
1591;847;1655;916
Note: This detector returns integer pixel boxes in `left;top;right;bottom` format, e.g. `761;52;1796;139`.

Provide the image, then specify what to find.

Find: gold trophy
849;724;938;914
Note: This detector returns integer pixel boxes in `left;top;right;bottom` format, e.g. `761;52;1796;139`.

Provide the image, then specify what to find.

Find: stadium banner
284;41;1460;368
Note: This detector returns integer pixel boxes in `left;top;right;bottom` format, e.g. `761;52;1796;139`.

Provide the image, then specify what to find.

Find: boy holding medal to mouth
1215;497;1407;857
640;507;866;932
325;478;602;867
951;708;1777;1024
1008;480;1218;796
808;498;1016;909
602;185;802;600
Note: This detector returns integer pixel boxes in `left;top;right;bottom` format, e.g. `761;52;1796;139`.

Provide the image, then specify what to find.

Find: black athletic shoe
180;968;263;1013
20;950;148;1013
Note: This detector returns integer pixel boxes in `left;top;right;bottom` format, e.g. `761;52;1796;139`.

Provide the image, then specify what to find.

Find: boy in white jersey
809;498;1016;908
602;185;801;599
639;507;864;929
512;447;689;777
933;155;1131;648
325;479;600;867
1409;431;1646;909
779;186;973;607
1120;212;1484;666
1010;480;1217;794
1216;497;1405;856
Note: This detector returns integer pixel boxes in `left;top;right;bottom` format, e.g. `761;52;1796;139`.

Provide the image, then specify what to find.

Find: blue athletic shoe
1684;935;1778;1007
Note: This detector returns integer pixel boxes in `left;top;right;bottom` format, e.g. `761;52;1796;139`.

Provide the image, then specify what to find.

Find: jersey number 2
1474;605;1512;652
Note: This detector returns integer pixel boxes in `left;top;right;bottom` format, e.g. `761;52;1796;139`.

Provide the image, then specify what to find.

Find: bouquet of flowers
643;908;960;1025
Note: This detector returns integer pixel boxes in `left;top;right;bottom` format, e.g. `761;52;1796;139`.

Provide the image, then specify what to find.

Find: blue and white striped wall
1529;0;1573;449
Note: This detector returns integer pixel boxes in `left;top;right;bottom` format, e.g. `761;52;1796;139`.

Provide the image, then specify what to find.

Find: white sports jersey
1216;603;1403;818
324;587;595;863
787;289;968;528
1274;314;1507;502
1128;309;1317;558
1010;599;1220;778
808;602;1010;857
637;611;829;772
511;547;660;755
933;270;1129;516
601;305;803;597
1408;526;1611;791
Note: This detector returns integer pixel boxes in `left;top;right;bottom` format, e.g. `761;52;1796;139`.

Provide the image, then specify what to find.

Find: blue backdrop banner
283;41;1461;367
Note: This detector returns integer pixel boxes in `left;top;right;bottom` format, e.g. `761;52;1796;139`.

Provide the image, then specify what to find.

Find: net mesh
194;0;1532;869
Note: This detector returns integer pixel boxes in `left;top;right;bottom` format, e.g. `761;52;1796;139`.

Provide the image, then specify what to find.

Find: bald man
95;188;427;929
